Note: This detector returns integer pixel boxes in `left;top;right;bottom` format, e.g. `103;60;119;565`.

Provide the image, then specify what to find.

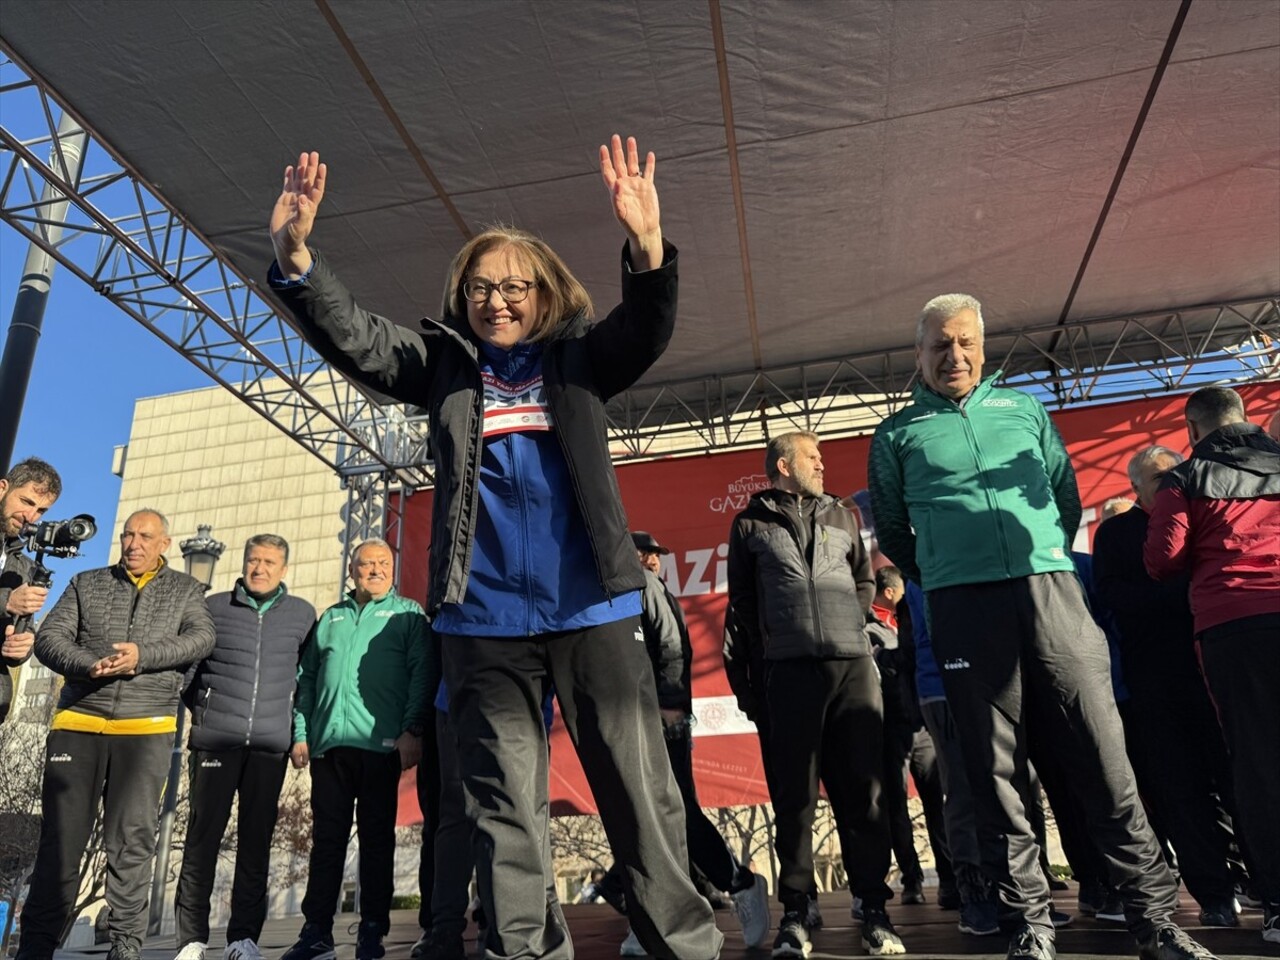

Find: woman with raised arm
268;138;724;960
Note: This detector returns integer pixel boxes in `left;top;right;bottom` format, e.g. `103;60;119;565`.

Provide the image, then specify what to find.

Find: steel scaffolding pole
0;110;86;473
0;53;434;488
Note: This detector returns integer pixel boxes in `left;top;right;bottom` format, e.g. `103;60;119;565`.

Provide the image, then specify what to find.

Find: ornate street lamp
148;524;224;934
180;523;225;588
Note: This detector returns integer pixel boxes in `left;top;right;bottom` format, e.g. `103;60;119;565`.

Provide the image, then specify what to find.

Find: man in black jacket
172;534;317;960
0;456;61;724
1144;388;1280;947
727;432;903;957
1093;446;1242;926
18;508;216;960
607;531;771;953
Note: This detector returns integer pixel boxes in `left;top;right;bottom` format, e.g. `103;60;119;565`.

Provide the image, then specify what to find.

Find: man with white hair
1145;386;1280;947
284;539;428;960
1093;447;1242;926
868;294;1217;960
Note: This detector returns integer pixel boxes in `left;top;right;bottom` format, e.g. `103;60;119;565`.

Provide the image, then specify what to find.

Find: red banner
396;383;1279;822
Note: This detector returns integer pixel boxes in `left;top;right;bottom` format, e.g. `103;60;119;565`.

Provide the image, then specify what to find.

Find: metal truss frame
605;298;1280;460
0;49;433;488
335;470;411;600
3;49;1277;491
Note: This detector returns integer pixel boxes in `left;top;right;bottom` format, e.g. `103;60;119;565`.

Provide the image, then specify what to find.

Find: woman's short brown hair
440;226;593;343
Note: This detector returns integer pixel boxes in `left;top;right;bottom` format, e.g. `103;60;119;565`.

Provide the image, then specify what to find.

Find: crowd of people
0;134;1276;960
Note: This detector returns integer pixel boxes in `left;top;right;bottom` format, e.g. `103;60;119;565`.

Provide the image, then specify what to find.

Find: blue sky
0;85;250;575
0;230;211;574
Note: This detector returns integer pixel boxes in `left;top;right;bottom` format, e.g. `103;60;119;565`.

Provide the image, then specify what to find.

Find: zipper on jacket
111;578;147;715
958;406;1014;577
508;432;537;634
775;496;828;656
450;349;484;609
245;607;265;746
544;346;613;598
424;319;484;611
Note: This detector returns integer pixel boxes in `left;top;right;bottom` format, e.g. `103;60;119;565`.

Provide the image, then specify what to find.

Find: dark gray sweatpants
441;617;722;960
928;571;1179;941
17;730;170;957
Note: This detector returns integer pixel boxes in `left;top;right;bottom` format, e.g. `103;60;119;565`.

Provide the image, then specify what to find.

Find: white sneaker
223;940;263;960
732;874;771;948
175;943;207;960
619;928;646;957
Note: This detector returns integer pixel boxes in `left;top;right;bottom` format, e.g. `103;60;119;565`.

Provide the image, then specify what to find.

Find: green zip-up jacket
867;372;1081;592
293;588;427;757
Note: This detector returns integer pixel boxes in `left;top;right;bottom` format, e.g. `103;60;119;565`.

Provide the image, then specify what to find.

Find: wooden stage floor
59;885;1278;960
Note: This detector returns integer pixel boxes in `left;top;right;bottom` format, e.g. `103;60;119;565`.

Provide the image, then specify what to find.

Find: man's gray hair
351;537;393;562
244;533;290;563
764;431;819;483
916;294;985;346
125;507;169;533
1126;446;1184;487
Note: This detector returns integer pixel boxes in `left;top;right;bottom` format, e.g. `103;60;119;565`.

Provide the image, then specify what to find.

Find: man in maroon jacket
1144;386;1280;948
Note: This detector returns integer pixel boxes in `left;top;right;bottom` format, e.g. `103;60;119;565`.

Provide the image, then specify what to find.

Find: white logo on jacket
943;657;971;671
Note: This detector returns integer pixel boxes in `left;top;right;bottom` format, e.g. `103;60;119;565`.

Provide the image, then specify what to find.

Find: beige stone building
113;381;357;608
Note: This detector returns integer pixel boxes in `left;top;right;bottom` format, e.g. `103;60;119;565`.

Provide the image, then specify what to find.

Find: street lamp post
147;525;224;935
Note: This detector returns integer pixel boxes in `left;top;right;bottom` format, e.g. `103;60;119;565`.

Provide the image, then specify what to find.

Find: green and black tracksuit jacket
867;373;1080;592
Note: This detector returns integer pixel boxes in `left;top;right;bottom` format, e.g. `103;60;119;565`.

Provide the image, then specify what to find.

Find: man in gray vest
172;534;317;960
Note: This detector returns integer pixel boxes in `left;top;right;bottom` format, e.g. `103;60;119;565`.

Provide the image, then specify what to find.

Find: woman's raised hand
599;135;662;270
269;151;327;278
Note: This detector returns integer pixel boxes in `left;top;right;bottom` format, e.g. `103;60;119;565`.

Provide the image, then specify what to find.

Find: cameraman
0;456;62;724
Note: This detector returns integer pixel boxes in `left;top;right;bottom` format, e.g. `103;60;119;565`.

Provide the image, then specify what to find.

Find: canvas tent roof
1;0;1277;430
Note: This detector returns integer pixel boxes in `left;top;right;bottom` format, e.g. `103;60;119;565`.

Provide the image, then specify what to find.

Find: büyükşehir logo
709;474;771;515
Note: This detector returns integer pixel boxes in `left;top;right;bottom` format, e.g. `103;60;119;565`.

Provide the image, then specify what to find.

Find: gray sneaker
731;874;771;948
861;909;905;957
1137;925;1218;960
770;913;810;959
1006;925;1055;960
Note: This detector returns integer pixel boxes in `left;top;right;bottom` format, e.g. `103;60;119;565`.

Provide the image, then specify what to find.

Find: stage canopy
1;0;1278;471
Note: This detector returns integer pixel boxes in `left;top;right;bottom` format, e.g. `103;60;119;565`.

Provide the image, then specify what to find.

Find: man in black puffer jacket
172;534;317;960
726;432;902;958
19;508;215;960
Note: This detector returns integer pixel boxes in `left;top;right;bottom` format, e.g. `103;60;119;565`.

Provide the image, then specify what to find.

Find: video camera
19;514;97;588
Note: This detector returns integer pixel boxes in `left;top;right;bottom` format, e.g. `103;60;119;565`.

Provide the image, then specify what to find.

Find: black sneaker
937;882;961;911
861;908;906;957
1137;924;1219;960
107;943;141;960
1006;925;1056;960
1197;902;1238;927
959;899;1000;936
900;882;925;906
770;912;811;959
804;896;824;930
281;925;336;960
354;921;385;960
413;930;465;960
